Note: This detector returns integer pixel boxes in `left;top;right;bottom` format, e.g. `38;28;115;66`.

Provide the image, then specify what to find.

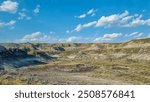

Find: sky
0;0;150;43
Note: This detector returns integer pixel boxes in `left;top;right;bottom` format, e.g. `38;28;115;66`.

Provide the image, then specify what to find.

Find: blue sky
0;0;150;43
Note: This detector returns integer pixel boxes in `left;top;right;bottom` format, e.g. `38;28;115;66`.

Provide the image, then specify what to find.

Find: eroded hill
0;38;150;85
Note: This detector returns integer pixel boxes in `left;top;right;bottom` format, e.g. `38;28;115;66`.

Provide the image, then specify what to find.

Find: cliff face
0;45;28;58
0;45;34;70
0;45;7;53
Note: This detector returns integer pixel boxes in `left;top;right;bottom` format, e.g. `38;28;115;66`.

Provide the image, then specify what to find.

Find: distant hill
129;38;150;43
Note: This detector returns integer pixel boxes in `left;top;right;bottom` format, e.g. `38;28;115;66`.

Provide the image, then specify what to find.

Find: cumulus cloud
95;10;130;27
16;31;148;43
62;36;89;42
33;5;40;14
66;36;81;42
23;32;45;39
94;33;123;42
0;0;18;13
0;20;16;28
17;32;48;42
72;11;150;32
20;32;54;42
76;8;97;19
17;32;70;43
94;32;146;42
124;15;150;27
16;32;89;43
95;11;150;27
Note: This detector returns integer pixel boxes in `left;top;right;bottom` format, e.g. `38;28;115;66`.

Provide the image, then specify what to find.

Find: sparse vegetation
0;38;150;85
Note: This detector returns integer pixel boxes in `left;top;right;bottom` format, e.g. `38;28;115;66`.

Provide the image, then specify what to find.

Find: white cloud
74;24;82;32
15;31;150;43
83;21;97;28
76;8;97;19
129;32;143;38
0;20;16;28
73;21;97;32
33;5;40;14
18;32;58;42
18;12;31;20
87;9;97;15
66;36;81;42
0;0;18;13
23;32;45;39
76;14;86;19
72;10;150;32
66;30;70;34
124;15;150;27
120;16;133;24
18;12;26;19
95;11;150;27
94;33;122;42
16;32;85;43
18;8;31;20
124;32;144;38
96;10;129;27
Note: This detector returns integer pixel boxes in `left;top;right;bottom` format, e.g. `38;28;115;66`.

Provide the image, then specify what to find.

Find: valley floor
0;58;150;85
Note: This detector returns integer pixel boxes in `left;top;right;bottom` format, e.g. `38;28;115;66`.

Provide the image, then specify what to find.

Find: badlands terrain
0;38;150;85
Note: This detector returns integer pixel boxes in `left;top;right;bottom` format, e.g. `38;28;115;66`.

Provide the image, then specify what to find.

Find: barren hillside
0;38;150;85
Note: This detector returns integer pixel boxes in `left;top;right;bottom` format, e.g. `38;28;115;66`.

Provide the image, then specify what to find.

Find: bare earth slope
0;38;150;85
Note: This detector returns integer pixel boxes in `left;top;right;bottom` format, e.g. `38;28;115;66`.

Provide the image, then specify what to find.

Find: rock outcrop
0;45;6;52
0;45;28;58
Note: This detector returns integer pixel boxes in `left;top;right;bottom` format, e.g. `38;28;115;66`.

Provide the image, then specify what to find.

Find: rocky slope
0;44;44;70
0;38;150;85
